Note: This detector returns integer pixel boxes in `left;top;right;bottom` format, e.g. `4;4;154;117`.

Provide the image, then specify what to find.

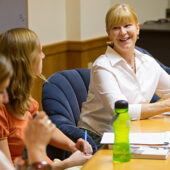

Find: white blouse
78;46;170;136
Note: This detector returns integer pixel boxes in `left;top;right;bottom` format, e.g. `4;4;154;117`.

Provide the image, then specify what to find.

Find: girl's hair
0;54;13;83
0;28;41;114
105;3;138;32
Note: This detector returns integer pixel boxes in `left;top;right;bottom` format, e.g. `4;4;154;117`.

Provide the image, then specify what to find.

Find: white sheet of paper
100;132;167;145
161;111;170;115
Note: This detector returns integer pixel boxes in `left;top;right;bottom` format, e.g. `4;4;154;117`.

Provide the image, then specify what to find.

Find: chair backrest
42;68;90;126
42;68;97;160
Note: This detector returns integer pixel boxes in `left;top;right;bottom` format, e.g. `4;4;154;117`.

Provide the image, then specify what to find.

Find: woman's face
0;77;10;106
32;45;45;76
107;22;140;54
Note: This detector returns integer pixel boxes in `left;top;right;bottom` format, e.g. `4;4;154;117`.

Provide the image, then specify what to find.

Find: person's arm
49;128;93;154
24;112;92;170
141;98;170;119
140;65;170;119
26;112;92;163
0;151;15;170
15;112;53;169
0;139;13;164
140;68;170;119
0;106;13;163
49;128;77;153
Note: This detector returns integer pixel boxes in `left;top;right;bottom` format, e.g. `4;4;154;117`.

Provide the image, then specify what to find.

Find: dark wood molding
43;36;108;55
67;36;108;51
43;41;68;56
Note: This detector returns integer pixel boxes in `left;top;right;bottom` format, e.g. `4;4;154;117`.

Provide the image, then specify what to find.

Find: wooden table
82;115;170;170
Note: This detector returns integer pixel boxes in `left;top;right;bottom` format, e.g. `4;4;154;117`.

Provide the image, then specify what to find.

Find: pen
80;130;87;152
84;130;87;141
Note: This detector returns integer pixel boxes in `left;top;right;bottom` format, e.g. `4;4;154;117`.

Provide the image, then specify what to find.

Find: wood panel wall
31;36;108;110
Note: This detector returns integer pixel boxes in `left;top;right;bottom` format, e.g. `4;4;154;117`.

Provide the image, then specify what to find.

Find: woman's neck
122;51;134;66
114;47;135;65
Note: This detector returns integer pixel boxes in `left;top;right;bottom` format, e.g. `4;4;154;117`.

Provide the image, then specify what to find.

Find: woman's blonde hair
105;3;138;32
0;54;13;83
0;28;41;114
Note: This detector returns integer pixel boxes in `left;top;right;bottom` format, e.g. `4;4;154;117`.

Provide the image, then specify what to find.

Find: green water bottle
113;100;131;163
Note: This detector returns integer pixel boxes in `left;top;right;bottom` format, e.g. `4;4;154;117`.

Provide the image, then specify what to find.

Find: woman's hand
25;111;55;148
66;150;92;166
53;150;92;170
75;138;93;155
24;111;55;163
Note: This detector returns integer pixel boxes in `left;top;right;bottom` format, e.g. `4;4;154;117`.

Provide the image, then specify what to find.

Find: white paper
100;132;168;145
161;111;170;115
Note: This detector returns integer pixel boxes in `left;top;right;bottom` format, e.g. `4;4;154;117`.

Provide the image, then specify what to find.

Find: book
131;146;170;160
104;145;170;160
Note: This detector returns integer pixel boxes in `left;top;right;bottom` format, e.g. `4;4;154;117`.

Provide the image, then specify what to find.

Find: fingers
84;141;93;155
28;111;54;133
25;111;55;147
76;138;93;155
34;112;51;126
68;150;92;167
35;111;47;119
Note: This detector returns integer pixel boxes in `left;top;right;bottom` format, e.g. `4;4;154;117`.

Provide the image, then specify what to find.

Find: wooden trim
42;36;108;55
43;41;68;56
67;36;108;51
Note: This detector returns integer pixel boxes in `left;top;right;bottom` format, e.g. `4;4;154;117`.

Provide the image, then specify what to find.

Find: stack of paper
131;146;169;160
101;132;170;160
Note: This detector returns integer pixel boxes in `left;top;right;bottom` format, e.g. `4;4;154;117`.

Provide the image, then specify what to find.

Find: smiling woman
78;3;170;149
105;3;140;69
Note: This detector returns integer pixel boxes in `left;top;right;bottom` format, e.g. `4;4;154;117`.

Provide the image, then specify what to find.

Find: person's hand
24;111;56;164
75;138;93;155
53;150;92;169
25;111;55;151
66;150;92;166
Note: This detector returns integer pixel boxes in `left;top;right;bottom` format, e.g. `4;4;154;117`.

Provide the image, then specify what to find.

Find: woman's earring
137;34;139;40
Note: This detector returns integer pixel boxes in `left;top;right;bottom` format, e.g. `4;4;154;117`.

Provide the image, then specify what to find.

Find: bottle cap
115;100;128;109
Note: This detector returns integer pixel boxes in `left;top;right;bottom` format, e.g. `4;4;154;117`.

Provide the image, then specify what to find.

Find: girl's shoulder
29;97;39;116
